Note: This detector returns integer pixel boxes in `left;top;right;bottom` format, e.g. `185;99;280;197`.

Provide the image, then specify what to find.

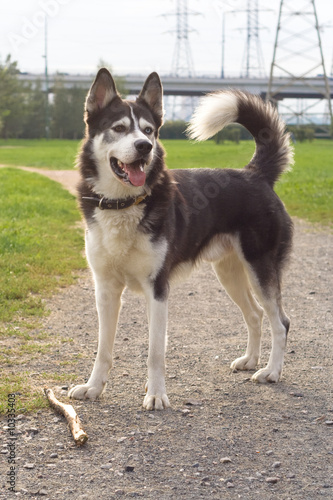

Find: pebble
290;392;304;398
272;461;281;469
220;457;232;464
15;415;26;421
325;421;333;426
56;443;65;449
182;409;191;415
50;453;58;459
101;464;112;470
124;465;135;472
184;399;203;406
23;463;35;469
226;482;235;488
266;477;279;484
26;427;38;434
117;437;127;443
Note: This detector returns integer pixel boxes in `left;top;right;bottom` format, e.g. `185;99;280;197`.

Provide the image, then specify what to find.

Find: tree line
0;55;125;140
0;55;319;141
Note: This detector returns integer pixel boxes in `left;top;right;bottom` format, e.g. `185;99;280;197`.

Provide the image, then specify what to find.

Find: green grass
274;141;333;226
0;168;86;324
165;138;256;170
0;139;81;169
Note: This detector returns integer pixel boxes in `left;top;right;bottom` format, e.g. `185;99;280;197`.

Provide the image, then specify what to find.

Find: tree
21;79;46;138
0;55;27;138
51;76;86;139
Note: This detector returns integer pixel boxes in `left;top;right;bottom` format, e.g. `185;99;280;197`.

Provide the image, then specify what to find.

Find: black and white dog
68;68;293;410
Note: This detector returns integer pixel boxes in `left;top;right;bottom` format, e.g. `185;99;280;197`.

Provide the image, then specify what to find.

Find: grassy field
1;138;332;224
0;137;331;413
0;139;81;169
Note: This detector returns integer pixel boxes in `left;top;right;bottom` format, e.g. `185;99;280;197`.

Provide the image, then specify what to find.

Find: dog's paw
230;354;258;371
68;382;105;400
251;366;281;384
143;392;170;411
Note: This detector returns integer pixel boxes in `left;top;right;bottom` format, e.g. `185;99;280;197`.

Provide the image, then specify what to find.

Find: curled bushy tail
187;90;294;187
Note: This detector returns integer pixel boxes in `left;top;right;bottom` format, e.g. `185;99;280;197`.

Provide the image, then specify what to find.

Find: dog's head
82;68;164;198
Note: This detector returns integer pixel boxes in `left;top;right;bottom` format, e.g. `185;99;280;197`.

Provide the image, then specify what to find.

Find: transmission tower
164;0;199;119
171;0;196;77
267;0;333;137
241;0;267;78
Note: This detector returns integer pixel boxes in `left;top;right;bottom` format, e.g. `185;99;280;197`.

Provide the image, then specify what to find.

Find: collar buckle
134;194;148;205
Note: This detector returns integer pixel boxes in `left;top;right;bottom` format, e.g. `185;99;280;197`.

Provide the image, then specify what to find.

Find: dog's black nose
134;140;152;155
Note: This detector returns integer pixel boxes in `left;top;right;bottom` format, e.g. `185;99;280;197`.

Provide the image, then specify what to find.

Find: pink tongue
123;164;146;187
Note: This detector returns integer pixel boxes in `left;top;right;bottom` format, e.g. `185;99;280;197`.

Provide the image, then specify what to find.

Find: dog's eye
113;125;126;133
144;127;153;134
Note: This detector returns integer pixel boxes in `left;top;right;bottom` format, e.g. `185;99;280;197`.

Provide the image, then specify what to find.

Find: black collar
82;193;148;210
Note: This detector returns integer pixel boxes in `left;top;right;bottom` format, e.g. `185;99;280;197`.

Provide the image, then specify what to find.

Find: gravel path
1;169;332;499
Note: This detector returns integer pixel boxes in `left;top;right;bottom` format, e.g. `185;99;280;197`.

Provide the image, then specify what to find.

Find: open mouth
110;157;146;187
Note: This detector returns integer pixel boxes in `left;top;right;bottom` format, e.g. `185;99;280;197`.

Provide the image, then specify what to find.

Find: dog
68;68;293;410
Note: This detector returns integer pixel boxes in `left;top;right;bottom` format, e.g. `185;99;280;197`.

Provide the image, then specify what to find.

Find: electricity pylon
241;0;267;78
170;0;196;77
164;0;200;119
267;0;332;137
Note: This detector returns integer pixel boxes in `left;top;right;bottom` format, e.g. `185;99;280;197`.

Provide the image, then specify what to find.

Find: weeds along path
1;166;332;499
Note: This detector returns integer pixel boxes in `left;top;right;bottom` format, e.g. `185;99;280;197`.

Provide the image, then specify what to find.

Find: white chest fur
85;208;167;293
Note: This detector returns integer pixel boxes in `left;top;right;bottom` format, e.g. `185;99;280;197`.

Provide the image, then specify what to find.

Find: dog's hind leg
143;287;170;411
245;261;290;384
69;275;124;400
212;253;264;372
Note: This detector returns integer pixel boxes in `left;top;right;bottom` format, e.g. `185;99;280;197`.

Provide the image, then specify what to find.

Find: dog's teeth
140;164;144;172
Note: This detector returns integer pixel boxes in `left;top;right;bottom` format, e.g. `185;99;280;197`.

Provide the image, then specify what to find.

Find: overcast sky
0;0;332;78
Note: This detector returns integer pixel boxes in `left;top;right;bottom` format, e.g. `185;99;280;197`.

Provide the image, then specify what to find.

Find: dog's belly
200;234;235;262
169;234;235;284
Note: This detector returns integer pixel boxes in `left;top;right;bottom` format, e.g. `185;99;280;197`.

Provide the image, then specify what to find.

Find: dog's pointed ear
85;68;119;113
137;72;164;125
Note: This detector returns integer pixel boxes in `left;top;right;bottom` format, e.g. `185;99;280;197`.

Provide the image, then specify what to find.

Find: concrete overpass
18;73;332;100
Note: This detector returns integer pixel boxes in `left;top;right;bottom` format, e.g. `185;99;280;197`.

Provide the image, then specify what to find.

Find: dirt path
19;167;80;197
1;169;332;499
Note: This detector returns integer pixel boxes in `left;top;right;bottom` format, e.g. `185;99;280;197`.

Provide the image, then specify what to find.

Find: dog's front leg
143;291;170;410
69;276;124;400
